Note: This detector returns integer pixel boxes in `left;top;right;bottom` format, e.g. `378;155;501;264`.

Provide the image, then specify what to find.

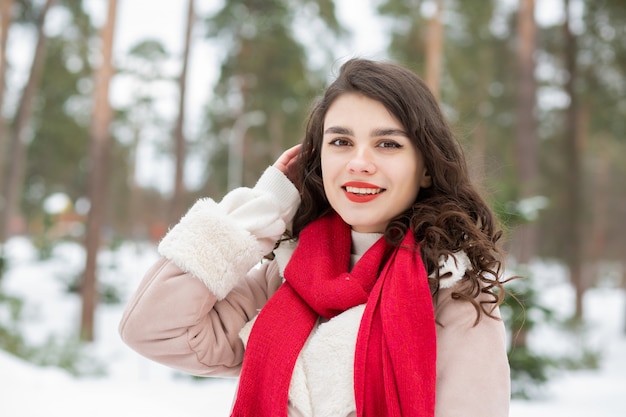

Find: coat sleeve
434;287;511;417
118;166;300;376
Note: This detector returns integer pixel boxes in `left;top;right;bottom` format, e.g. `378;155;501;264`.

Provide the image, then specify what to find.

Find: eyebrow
324;126;353;135
324;126;408;137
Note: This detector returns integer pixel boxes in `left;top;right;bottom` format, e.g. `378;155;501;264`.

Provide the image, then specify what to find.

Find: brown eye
377;140;402;149
328;138;352;147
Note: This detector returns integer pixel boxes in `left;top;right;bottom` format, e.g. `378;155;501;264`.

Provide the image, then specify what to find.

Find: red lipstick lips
342;181;385;203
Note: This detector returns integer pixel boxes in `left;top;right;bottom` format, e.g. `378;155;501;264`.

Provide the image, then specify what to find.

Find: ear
420;169;432;188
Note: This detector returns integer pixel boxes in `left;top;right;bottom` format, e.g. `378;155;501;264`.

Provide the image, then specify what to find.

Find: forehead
323;93;402;129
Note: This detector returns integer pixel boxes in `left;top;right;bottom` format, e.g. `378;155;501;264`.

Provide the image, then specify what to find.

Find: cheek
320;148;328;172
320;155;328;184
399;167;422;202
320;151;339;180
401;178;419;200
320;152;332;193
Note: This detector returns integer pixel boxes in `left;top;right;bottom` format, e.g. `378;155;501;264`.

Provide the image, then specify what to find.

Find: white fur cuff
430;250;472;289
158;198;263;299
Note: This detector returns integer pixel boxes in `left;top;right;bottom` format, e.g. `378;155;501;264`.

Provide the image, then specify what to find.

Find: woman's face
321;93;431;233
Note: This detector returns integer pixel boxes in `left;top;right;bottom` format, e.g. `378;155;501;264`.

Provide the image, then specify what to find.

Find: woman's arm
119;165;300;376
119;257;283;376
434;287;511;417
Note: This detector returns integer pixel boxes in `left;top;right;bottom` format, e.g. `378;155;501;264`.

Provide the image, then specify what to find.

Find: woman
119;58;511;417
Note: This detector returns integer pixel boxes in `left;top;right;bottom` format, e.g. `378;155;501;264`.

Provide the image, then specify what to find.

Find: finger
281;144;302;165
274;144;302;170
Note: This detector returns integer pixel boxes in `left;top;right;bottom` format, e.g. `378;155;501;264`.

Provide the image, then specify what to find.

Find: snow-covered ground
1;237;625;416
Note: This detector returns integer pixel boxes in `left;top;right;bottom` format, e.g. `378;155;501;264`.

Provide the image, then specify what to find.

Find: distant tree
0;0;56;243
577;0;626;269
378;0;427;72
115;39;171;239
0;0;14;281
424;0;444;99
81;0;117;342
25;0;95;225
0;0;14;193
511;0;539;263
536;0;626;320
169;0;195;224
561;0;585;320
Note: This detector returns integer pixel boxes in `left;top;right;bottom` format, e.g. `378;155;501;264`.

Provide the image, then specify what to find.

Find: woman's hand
273;144;302;186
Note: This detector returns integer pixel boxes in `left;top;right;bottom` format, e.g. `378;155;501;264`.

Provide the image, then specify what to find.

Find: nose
346;147;376;174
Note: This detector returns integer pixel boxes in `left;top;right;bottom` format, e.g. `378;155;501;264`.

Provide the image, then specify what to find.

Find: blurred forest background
0;0;625;400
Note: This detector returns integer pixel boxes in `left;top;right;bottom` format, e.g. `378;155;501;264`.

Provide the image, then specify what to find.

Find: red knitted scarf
231;212;436;417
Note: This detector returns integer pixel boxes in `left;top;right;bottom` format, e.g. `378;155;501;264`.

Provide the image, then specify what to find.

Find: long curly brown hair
289;58;507;322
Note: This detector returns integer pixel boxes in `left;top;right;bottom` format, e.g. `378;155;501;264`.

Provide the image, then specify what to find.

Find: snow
1;236;625;416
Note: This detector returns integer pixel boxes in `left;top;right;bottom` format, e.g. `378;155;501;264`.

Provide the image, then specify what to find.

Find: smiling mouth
342;185;385;203
344;186;384;195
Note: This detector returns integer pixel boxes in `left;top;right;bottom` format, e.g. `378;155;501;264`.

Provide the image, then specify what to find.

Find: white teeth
345;186;382;195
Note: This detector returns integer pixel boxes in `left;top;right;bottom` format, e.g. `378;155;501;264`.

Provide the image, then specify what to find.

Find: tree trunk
0;0;14;281
81;0;117;342
0;0;55;243
0;0;14;195
169;0;194;225
563;0;585;321
424;0;444;99
588;133;609;264
513;0;539;264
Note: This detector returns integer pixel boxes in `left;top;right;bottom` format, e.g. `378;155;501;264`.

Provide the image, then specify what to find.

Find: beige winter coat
119;167;510;417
